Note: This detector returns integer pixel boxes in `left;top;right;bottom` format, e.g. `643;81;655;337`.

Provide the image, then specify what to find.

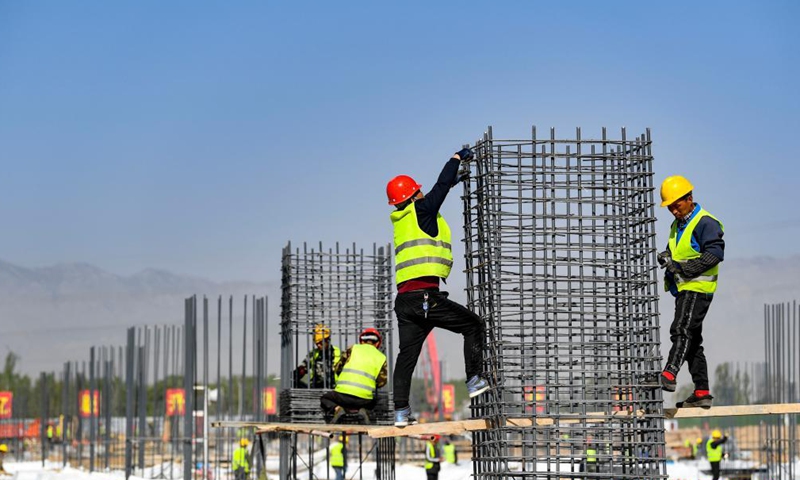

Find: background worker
684;437;698;459
0;444;8;475
232;438;251;480
386;148;490;427
424;435;442;480
294;324;341;389
321;328;387;424
443;436;457;465
706;430;728;480
329;435;347;480
656;175;724;409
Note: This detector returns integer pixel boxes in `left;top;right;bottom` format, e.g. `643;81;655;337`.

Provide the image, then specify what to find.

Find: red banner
524;385;545;413
442;384;455;414
0;392;12;419
262;387;277;415
79;390;100;418
166;388;186;416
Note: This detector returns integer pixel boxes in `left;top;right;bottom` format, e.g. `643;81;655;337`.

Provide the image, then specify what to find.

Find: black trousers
426;464;440;480
665;291;714;390
320;391;376;416
710;461;720;480
393;289;485;409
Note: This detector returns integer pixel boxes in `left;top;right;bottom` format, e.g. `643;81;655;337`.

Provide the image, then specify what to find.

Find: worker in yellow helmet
232;438;251;480
386;148;490;426
706;430;728;480
0;444;8;475
294;324;341;389
654;176;724;409
684;437;698;459
329;434;348;480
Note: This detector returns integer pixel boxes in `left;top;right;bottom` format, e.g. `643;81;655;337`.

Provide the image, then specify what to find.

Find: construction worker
580;442;598;475
294;324;341;389
684;437;698;459
696;437;705;458
387;148;490;426
0;444;8;475
329;435;347;480
424;435;442;480
47;424;54;443
232;438;250;480
706;430;728;480
655;175;724;409
442;436;457;465
321;328;387;424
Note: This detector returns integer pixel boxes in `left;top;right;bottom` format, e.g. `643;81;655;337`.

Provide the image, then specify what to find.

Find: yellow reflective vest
424;441;440;470
330;441;345;468
586;448;597;463
443;443;456;463
667;208;723;294
391;202;453;285
706;438;723;462
232;446;250;472
335;344;386;400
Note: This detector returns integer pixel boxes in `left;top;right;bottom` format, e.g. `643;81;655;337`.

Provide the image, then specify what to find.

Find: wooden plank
212;403;800;439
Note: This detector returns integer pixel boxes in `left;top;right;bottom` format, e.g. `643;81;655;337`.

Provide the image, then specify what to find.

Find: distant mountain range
1;256;798;388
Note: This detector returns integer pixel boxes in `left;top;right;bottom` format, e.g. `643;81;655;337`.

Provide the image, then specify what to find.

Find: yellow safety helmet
240;438;250;447
660;175;694;207
696;437;703;444
314;324;331;343
711;429;722;439
0;444;7;452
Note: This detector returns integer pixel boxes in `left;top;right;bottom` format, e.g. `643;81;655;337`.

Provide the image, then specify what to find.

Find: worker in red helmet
424;435;443;480
321;328;388;424
386;148;490;427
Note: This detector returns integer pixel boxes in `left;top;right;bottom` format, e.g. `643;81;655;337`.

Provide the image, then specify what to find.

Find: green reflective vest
310;346;341;384
335;344;386;399
443;443;456;463
330;442;345;468
667;208;724;294
706;438;722;462
586;448;597;463
232;446;250;472
424;442;440;470
391;202;453;284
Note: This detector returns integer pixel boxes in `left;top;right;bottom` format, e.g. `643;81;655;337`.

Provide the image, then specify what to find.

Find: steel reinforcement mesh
462;126;666;479
279;241;395;480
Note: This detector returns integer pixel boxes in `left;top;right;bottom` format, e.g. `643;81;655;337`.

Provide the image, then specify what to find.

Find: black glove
457;167;470;183
657;251;671;268
657;251;684;276
455;148;474;162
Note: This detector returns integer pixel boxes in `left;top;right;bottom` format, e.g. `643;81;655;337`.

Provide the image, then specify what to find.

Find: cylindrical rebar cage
462;126;666;479
279;241;395;480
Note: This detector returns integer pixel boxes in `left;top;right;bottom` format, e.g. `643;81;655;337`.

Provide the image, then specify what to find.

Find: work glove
657;250;684;276
657;251;672;268
457;166;470;183
455;147;474;162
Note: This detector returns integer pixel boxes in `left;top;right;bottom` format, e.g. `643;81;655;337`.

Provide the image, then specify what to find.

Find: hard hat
240;438;250;447
386;175;422;206
696;437;703;444
314;324;331;343
359;328;382;348
339;434;348;443
432;434;441;442
712;430;722;439
660;175;694;207
0;444;7;453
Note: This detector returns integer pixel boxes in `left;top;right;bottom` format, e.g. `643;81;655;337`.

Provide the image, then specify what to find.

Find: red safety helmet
359;328;382;348
386;175;422;206
431;434;441;442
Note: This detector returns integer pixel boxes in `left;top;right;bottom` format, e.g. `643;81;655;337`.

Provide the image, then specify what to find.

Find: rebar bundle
279;241;395;480
462;126;666;479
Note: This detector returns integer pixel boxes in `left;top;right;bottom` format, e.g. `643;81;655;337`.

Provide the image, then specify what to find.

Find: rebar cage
462;126;666;479
279;241;395;480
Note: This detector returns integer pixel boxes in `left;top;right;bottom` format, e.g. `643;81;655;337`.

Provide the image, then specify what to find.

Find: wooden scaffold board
212;403;800;439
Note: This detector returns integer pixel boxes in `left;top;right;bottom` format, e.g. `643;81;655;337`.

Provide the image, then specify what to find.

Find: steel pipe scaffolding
279;241;395;480
462;126;666;479
763;300;800;480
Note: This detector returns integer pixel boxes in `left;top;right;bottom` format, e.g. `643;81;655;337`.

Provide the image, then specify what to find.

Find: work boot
394;406;418;427
331;406;346;424
677;392;713;409
357;408;371;425
466;375;490;398
660;373;677;392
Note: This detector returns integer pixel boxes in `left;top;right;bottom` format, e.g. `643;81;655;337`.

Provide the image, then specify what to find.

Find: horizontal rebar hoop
463;126;666;479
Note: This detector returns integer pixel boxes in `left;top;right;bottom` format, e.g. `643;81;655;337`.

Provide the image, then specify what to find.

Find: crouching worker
321;328;387;424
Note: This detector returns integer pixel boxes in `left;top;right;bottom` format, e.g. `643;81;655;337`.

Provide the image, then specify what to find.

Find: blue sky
1;1;798;282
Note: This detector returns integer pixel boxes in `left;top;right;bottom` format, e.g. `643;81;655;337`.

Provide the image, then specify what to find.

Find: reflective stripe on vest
706;439;722;462
391;202;453;284
233;447;250;472
330;442;344;467
334;344;386;400
667;208;724;294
